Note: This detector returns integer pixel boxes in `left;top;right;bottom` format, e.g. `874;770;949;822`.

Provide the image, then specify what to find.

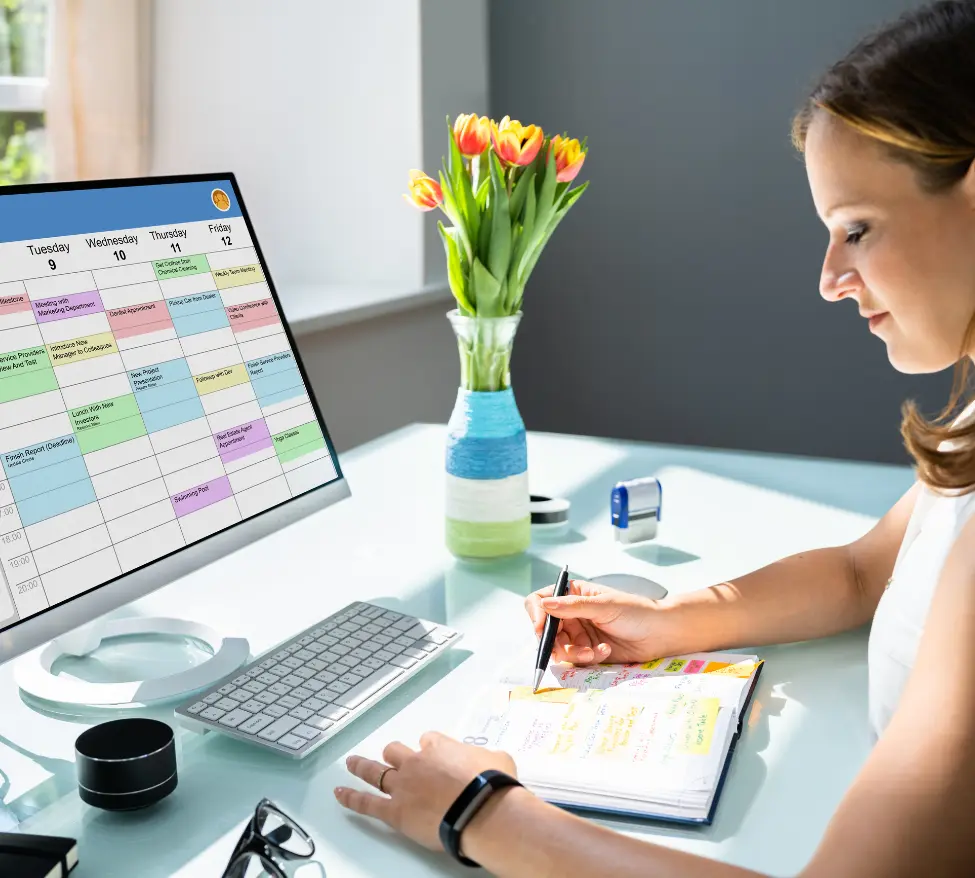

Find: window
0;0;48;185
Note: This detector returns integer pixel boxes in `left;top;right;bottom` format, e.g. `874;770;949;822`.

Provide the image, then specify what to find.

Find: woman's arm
659;482;919;654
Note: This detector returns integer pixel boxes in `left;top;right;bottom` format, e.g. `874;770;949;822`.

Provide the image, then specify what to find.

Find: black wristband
439;770;522;867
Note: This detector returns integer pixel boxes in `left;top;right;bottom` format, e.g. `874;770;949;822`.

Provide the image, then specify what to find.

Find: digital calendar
0;178;339;630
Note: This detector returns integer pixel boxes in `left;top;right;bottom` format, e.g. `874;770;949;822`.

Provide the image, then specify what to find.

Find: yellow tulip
549;135;586;183
453;113;491;158
403;169;443;211
490;116;544;166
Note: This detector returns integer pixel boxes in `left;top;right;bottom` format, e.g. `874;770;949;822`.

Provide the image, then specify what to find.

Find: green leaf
475;176;490;211
509;164;536;221
438;171;471;261
439;220;474;315
514;149;560;281
471;257;503;317
508;181;536;291
514;181;589;301
477;189;493;263
487;152;511;284
447;118;480;251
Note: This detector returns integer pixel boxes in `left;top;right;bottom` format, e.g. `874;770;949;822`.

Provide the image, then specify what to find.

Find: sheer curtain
45;0;151;180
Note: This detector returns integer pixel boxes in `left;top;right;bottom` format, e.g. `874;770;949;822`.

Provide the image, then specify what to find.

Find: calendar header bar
0;179;243;244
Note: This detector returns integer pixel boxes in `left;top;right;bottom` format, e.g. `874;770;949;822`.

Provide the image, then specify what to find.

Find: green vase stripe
446;516;530;559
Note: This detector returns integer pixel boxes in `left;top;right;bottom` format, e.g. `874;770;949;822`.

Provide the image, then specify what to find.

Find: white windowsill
281;280;452;337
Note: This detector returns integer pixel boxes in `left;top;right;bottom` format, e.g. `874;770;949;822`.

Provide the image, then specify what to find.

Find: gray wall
490;0;950;465
293;303;457;454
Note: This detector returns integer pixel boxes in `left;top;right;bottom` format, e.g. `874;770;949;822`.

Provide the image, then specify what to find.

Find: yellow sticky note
705;660;757;678
664;659;687;673
509;686;576;703
640;659;663;670
677;697;720;754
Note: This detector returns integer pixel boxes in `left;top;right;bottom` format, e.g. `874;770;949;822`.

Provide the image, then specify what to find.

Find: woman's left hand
335;732;518;852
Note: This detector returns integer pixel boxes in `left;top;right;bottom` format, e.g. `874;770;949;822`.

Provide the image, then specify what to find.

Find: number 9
463;736;488;746
48;258;56;271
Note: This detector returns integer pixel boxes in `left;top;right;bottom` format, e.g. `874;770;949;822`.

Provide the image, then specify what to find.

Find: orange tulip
453;113;491;157
549;135;586;183
490;116;544;166
404;169;443;211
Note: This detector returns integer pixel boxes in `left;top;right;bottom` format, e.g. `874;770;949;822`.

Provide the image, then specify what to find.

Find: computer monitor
0;174;350;697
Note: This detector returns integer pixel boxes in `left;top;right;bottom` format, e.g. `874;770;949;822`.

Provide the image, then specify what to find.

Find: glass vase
444;310;530;558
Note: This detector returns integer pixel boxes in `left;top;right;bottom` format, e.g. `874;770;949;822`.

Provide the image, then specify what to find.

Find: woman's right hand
524;579;674;665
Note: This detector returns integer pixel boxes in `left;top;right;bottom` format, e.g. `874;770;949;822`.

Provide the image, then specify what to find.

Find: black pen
533;564;571;693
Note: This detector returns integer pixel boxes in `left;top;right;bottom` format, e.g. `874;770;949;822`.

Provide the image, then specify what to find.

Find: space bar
334;666;404;710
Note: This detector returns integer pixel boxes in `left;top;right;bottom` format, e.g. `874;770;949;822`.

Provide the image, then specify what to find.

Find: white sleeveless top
867;414;975;738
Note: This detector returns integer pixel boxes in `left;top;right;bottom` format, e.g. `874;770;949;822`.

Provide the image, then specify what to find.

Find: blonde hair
792;0;975;492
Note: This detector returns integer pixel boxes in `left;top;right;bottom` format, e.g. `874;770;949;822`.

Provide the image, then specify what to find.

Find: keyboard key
350;648;371;661
358;641;381;654
319;651;341;664
372;633;393;646
201;706;225;721
303;697;328;712
317;635;339;647
219;709;251;728
257;673;279;686
285;644;303;655
339;672;364;686
307;659;328;672
304;679;326;692
293;724;323;741
298;635;315;646
326;680;351;696
269;682;291;696
282;657;303;670
375;649;397;661
322;706;349;722
268;665;289;678
330;644;351;656
277;695;302;709
291;686;314;701
314;670;338;684
243;680;266;694
362;605;385;618
402;647;428;660
413;640;439;653
424;628;455;644
215;698;239;711
281;674;305;687
336;624;357;636
402;621;438;640
379;611;402;623
307;715;335;731
278;734;306;750
255;692;279;705
218;683;237;695
293;649;315;661
289;706;314;721
259;658;278;670
185;701;206;714
294;667;317;680
239;714;275;735
272;651;290;661
241;699;266;713
246;667;265;678
337;656;358;669
390;655;417;669
363;623;383;636
362;657;385;671
393;636;415;648
232;675;250;686
228;689;252;702
264;704;288;718
350;614;371;626
392;617;417;632
334;667;404;710
306;642;326;654
258;717;300;742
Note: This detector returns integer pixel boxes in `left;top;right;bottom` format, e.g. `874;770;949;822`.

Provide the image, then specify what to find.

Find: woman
335;2;975;874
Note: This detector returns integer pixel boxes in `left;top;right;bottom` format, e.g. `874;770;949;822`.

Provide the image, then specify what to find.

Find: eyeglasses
221;798;316;878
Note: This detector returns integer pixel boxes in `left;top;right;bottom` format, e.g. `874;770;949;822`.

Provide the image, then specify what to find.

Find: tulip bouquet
406;114;588;320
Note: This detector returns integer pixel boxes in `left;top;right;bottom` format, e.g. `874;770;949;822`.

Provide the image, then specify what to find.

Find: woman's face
805;113;975;373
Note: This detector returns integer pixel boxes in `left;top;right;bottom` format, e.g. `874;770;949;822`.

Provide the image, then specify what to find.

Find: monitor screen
0;175;341;636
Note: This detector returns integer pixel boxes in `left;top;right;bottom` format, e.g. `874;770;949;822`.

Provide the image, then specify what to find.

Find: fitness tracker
439;770;523;867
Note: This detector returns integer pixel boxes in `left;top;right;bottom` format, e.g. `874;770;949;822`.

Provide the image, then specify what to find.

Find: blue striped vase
445;311;530;558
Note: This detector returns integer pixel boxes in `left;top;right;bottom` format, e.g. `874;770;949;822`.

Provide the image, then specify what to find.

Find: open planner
459;652;763;824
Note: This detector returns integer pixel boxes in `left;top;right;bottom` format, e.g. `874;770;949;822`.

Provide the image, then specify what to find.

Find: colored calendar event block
32;290;105;323
46;332;118;365
152;255;210;280
212;264;264;289
106;301;174;340
194;363;249;395
273;421;325;465
0;292;31;317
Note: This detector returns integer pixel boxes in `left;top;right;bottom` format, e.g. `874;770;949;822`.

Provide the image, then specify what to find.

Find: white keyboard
175;601;460;758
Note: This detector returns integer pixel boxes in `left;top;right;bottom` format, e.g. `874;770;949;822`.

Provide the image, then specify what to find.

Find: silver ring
377;765;395;794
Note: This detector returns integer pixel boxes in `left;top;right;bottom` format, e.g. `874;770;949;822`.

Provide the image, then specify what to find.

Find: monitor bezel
0;172;349;663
